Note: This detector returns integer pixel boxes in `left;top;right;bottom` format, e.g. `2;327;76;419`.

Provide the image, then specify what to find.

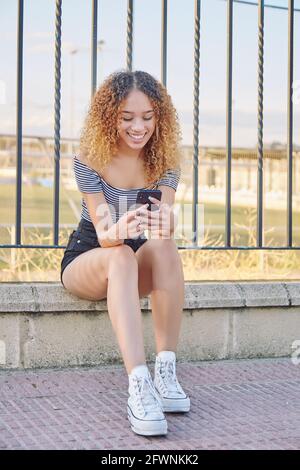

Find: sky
1;0;300;147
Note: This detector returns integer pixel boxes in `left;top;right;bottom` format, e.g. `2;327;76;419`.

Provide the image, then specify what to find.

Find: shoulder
74;155;98;173
156;167;181;190
159;167;181;179
74;154;89;167
73;155;104;193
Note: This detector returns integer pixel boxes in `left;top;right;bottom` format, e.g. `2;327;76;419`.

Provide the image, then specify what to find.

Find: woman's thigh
61;218;146;301
61;246;113;301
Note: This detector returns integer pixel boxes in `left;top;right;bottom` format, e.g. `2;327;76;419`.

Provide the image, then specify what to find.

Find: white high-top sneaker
154;351;190;413
127;365;168;436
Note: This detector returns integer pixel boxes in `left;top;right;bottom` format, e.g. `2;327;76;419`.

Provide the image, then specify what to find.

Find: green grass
0;184;81;224
1;184;300;282
1;184;300;246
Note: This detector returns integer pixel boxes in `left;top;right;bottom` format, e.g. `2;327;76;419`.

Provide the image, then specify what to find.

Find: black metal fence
1;0;299;252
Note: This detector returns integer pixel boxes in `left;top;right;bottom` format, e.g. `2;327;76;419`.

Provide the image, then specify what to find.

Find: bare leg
106;245;146;375
150;241;185;353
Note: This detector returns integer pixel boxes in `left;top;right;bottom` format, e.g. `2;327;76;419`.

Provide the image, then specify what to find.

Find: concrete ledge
0;281;299;369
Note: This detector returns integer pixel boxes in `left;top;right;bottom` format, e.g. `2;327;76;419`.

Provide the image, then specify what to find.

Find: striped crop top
73;155;181;224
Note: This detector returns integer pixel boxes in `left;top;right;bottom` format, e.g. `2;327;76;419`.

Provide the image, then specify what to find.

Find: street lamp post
69;48;78;154
69;40;105;154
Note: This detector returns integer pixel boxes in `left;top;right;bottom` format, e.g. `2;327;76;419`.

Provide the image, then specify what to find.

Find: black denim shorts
60;218;148;287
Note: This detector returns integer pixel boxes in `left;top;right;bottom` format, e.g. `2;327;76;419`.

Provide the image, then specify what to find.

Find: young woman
60;70;190;437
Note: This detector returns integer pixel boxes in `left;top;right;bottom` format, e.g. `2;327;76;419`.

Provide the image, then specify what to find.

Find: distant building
1;134;300;198
180;145;300;194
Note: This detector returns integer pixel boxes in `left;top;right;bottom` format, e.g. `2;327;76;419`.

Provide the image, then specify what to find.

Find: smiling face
117;89;156;154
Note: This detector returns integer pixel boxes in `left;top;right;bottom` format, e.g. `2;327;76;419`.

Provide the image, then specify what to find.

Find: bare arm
157;185;177;235
82;192;124;248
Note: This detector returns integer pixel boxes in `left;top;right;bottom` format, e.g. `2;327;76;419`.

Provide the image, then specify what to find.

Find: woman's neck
114;141;145;162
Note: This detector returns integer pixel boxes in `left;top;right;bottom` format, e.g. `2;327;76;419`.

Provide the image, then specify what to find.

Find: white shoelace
156;359;183;395
131;374;163;416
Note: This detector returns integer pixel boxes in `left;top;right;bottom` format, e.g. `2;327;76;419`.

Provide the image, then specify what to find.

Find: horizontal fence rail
0;0;299;252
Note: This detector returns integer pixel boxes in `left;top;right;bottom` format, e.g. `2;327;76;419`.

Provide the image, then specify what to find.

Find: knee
107;244;138;277
151;239;180;265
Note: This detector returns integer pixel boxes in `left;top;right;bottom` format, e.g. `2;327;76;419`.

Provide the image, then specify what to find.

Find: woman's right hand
114;203;149;240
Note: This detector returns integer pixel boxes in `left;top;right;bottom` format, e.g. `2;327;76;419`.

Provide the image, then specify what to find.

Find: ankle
128;364;149;379
156;350;176;361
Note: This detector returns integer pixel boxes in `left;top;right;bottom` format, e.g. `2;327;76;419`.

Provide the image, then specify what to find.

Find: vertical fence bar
225;0;233;247
91;0;98;97
287;0;294;247
257;0;264;247
192;0;201;246
161;0;168;86
15;0;24;246
126;0;133;71
53;0;62;245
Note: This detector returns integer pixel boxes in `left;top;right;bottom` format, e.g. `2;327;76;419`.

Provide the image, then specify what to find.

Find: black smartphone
136;189;162;211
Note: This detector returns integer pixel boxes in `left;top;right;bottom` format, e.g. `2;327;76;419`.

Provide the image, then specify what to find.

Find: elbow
98;233;109;248
98;237;109;248
98;235;124;248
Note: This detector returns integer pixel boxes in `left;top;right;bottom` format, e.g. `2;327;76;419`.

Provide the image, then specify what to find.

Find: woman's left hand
135;196;175;239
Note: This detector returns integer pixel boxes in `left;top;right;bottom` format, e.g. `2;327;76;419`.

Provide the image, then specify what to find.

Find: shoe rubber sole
160;396;191;413
127;406;168;436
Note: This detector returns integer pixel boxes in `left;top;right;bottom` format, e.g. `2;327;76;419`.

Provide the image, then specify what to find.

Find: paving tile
0;358;300;450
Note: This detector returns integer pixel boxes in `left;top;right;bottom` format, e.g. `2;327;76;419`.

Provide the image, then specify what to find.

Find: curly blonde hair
79;69;183;186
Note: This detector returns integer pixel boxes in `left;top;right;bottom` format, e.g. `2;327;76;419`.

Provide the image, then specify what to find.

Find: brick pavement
0;357;300;450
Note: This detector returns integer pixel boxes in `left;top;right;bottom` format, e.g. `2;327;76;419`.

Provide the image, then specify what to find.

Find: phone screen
136;189;162;211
